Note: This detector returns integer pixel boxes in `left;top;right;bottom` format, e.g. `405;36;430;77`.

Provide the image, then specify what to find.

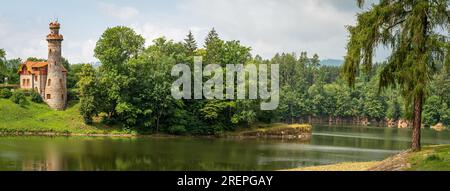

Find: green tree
204;28;224;64
61;57;71;73
26;57;46;62
3;59;21;84
184;30;197;55
0;49;6;81
423;95;441;126
77;64;99;124
221;40;251;65
343;0;449;151
94;26;145;121
67;63;85;90
0;50;21;84
30;91;43;103
127;38;181;132
95;26;145;71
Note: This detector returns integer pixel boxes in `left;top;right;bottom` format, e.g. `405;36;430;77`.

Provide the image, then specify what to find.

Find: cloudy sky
0;0;387;63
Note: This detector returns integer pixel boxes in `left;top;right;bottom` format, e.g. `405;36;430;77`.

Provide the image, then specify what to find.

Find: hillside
320;59;343;66
0;98;129;135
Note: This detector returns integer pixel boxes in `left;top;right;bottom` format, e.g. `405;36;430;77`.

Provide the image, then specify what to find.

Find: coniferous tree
184;30;197;55
204;28;223;64
343;0;449;151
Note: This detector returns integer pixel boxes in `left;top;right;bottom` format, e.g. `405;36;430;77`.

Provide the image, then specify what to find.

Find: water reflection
0;125;449;171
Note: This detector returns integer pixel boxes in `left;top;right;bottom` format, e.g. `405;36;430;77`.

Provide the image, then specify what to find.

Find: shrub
425;154;442;161
67;89;79;101
0;88;12;98
101;116;117;125
168;125;187;135
10;90;28;106
30;91;43;103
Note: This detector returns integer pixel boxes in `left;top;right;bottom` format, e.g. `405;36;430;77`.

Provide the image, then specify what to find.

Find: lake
1;125;449;171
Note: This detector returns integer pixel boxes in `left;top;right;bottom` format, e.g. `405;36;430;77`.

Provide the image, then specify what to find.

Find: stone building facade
17;21;67;110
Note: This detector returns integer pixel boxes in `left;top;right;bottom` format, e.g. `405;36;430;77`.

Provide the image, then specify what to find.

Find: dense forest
0;27;448;135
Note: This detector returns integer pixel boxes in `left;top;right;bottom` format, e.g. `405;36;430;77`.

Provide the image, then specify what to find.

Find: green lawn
0;98;131;135
408;145;450;171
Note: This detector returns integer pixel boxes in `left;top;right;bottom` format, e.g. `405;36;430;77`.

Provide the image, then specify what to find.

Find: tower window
34;76;38;81
61;94;64;99
48;79;51;86
46;94;51;99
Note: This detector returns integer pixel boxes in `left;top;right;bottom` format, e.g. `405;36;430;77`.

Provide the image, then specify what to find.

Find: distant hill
320;59;343;67
90;61;101;68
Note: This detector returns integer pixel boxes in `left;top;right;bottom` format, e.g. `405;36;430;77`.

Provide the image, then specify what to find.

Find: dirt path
281;161;381;171
368;150;411;171
282;151;412;171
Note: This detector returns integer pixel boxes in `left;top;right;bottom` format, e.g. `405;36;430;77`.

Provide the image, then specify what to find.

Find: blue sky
0;0;388;63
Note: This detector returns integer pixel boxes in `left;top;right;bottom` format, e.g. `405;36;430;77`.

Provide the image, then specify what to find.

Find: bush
67;89;79;101
425;154;442;161
0;88;12;98
10;90;28;106
30;91;43;103
168;125;187;135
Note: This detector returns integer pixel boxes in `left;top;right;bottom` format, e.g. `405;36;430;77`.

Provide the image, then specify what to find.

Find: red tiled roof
26;61;48;68
18;61;67;74
47;34;64;40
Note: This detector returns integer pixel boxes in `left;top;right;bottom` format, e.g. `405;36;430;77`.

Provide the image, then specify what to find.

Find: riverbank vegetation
0;95;311;137
0;25;448;136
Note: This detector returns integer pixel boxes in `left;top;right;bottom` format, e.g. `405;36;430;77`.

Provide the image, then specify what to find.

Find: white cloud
0;16;96;63
178;0;358;59
132;22;208;47
98;2;139;21
65;39;97;63
0;0;389;63
0;17;48;60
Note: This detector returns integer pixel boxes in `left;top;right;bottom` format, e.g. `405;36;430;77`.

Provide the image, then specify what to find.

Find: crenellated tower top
47;21;63;41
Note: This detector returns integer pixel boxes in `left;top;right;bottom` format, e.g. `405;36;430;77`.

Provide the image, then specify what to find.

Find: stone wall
19;74;32;90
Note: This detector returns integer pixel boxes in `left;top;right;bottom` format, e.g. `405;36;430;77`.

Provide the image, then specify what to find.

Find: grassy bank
0;98;132;135
0;98;311;138
283;145;450;171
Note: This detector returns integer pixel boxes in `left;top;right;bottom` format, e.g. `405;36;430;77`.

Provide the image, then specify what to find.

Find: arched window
48;79;51;86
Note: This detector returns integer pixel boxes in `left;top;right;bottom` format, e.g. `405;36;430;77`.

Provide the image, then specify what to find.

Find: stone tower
44;21;66;110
